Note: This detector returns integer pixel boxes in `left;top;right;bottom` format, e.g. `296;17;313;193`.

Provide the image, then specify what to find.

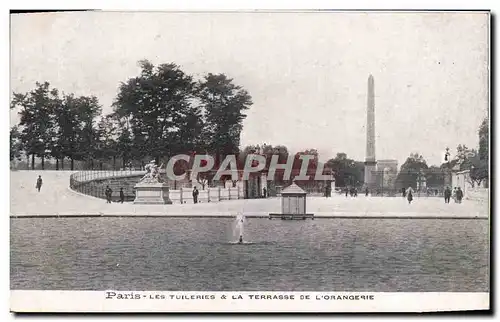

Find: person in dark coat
365;188;369;197
105;185;112;203
119;187;125;203
407;187;414;204
402;187;406;198
35;175;43;192
263;187;267;198
193;187;199;204
444;186;452;204
456;187;464;204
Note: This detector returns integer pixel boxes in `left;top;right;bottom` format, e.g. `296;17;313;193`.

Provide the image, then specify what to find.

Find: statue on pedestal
134;160;171;204
139;160;164;184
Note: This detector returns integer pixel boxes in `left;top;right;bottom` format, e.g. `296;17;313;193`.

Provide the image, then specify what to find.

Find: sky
10;11;489;166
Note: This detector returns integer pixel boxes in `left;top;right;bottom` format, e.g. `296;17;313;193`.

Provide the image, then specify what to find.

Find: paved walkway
10;171;489;219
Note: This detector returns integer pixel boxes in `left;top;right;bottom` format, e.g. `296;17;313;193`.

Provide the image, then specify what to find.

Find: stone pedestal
364;161;377;190
133;183;172;204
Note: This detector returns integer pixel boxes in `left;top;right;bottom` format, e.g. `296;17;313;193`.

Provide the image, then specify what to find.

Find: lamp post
444;147;452;188
470;164;475;189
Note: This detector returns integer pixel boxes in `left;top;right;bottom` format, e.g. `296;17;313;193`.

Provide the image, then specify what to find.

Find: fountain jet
234;213;245;243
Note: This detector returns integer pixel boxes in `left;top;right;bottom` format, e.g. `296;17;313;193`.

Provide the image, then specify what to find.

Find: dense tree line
10;60;489;191
325;153;364;187
10;60;252;171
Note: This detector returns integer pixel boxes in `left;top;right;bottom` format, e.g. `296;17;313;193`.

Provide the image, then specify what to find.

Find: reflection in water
10;217;489;292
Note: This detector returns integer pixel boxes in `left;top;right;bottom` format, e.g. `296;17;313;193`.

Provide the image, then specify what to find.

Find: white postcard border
10;291;489;313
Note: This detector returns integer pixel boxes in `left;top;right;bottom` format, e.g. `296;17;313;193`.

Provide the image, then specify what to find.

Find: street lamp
444;147;452;189
417;169;423;196
444;147;450;162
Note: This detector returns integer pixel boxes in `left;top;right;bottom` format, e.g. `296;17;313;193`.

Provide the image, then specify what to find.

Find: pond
10;217;489;291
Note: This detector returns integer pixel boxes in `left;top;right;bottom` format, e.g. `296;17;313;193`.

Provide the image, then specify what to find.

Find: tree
479;116;488;162
294;149;319;167
11;82;59;170
425;165;444;188
440;143;486;188
197;73;253;166
95;115;118;170
271;145;290;164
396;153;428;190
112;60;198;164
292;149;321;178
470;161;488;187
170;105;204;156
326;153;364;187
238;143;289;169
452;144;476;170
456;145;484;187
236;144;290;184
476;117;489;187
10;126;22;162
49;92;65;170
52;93;82;170
74;95;102;169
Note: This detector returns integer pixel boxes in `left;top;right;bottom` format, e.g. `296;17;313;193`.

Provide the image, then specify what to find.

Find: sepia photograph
9;9;490;313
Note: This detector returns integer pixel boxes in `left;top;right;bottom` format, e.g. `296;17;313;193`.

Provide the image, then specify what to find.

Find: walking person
365;188;369;197
119;187;125;203
456;187;464;204
402;187;406;198
105;185;113;204
324;185;331;198
452;187;458;203
192;186;199;204
406;186;414;204
35;175;43;192
263;187;267;198
444;186;452;204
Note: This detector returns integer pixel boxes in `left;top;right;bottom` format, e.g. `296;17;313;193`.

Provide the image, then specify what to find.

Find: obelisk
364;75;377;190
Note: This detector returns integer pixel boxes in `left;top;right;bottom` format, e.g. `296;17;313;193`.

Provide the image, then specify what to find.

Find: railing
70;170;146;183
69;170;145;201
169;186;244;204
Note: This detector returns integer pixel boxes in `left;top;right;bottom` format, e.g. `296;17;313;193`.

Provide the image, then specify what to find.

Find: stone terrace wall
70;171;246;203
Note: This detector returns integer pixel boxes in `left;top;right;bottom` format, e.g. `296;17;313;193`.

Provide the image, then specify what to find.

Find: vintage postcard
9;10;490;313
